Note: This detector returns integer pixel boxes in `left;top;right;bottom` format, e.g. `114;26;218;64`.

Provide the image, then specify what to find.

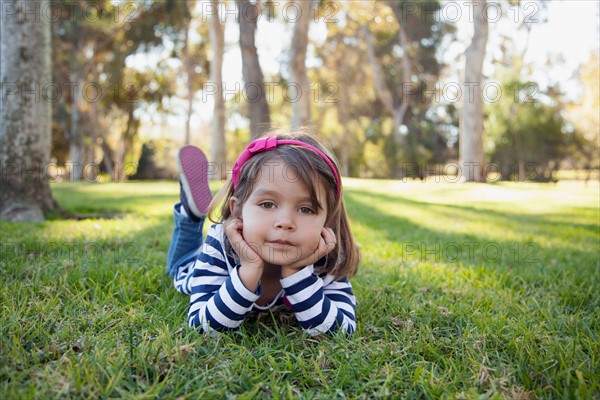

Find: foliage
485;70;569;182
50;0;208;175
565;53;600;180
1;180;598;398
310;1;458;177
42;0;597;180
312;5;379;177
373;0;456;174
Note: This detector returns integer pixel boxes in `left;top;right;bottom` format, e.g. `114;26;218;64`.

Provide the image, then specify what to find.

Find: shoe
176;145;212;219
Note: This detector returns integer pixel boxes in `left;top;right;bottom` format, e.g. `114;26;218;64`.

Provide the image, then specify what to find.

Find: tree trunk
83;66;101;182
68;70;84;181
393;22;412;145
1;0;61;221
100;140;115;179
290;0;317;129
459;0;488;182
338;58;351;177
235;0;271;138
67;32;86;181
183;3;194;145
209;0;227;180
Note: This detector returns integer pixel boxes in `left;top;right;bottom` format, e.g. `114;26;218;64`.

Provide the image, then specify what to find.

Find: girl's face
231;161;328;267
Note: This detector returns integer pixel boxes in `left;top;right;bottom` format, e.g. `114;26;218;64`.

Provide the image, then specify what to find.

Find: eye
260;201;276;209
299;206;315;215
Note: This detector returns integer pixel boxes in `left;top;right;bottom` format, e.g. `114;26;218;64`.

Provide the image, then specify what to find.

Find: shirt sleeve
280;265;357;336
185;224;261;333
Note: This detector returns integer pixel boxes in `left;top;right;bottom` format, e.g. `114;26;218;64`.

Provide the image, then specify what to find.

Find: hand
224;218;264;271
281;227;337;277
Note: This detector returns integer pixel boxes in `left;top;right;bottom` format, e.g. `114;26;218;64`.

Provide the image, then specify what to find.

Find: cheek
240;211;262;240
305;223;325;244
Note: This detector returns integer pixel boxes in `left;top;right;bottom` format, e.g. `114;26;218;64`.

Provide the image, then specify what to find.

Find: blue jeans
166;203;205;277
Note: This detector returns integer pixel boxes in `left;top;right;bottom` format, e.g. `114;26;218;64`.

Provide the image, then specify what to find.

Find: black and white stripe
173;223;357;336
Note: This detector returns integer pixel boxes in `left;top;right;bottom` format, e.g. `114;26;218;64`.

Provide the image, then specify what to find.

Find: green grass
1;179;598;399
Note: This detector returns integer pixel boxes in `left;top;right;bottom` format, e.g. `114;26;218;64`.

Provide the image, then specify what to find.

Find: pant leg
166;203;205;277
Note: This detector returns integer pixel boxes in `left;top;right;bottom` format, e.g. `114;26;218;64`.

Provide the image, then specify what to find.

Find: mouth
269;240;294;247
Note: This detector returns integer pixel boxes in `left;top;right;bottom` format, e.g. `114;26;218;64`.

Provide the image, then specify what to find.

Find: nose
274;210;295;231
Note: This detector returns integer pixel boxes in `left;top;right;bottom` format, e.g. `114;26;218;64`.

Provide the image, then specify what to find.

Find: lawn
1;179;598;399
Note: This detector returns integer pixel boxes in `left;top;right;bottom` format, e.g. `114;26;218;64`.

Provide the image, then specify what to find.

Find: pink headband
231;136;341;199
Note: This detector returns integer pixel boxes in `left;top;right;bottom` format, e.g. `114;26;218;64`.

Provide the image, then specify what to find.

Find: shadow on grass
345;188;599;266
397;194;599;237
344;187;599;327
51;183;179;216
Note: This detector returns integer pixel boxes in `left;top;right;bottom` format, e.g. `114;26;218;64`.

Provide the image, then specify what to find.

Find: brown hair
208;132;360;279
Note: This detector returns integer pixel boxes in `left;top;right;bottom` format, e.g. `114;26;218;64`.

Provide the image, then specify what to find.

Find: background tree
566;53;600;185
486;0;549;181
361;2;411;149
235;0;271;138
1;0;61;221
51;0;200;180
33;0;598;184
361;0;454;177
209;0;227;180
459;0;488;182
51;0;116;180
485;70;568;182
182;0;196;145
290;0;318;129
315;3;384;177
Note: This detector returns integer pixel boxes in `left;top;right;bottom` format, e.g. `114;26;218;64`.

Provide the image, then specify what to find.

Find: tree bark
338;84;350;177
235;0;271;138
209;0;227;180
66;29;86;181
68;70;84;181
393;22;412;145
1;0;61;221
83;65;101;182
337;55;351;177
459;0;488;182
183;0;195;145
290;0;317;129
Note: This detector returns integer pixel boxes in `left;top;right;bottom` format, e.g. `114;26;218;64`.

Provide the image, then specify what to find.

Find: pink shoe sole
177;145;212;216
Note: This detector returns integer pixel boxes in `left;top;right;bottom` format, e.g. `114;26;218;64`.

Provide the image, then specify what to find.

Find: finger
224;217;236;229
321;227;337;250
311;231;335;261
224;218;243;241
224;218;236;236
321;227;335;240
225;220;259;263
226;217;242;231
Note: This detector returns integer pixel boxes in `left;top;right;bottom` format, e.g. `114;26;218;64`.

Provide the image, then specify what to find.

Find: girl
166;133;360;336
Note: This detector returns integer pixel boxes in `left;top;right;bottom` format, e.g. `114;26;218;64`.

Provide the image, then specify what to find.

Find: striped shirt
174;223;357;336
